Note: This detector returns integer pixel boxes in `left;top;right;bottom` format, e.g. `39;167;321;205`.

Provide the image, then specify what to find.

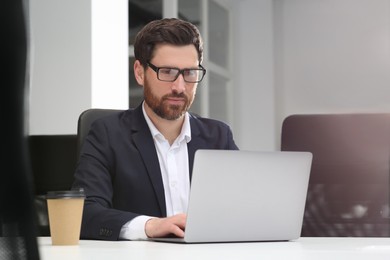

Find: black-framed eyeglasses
147;62;206;83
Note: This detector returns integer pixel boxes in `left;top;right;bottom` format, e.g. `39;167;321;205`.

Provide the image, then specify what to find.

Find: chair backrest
281;113;390;237
77;108;125;158
29;134;78;236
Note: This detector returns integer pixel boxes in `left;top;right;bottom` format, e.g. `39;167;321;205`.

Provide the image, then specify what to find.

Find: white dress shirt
119;103;191;240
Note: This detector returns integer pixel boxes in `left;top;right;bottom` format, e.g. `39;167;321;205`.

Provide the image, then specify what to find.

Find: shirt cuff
119;215;154;240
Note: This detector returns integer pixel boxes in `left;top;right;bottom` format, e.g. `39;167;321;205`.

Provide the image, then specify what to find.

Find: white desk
38;237;390;260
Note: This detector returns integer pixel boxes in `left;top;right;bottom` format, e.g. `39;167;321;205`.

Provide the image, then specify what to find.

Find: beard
143;78;195;120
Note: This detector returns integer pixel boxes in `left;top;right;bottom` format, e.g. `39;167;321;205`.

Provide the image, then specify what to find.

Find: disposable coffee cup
46;189;85;245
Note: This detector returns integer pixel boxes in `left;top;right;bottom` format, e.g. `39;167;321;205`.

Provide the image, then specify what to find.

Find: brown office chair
76;108;125;158
281;113;390;237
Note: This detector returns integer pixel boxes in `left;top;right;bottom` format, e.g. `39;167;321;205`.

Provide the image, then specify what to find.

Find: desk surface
38;237;390;260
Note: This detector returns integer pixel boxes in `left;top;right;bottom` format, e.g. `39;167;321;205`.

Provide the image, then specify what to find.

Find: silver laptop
151;149;313;243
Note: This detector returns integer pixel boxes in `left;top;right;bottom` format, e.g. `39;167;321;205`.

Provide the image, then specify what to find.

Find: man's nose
171;74;186;92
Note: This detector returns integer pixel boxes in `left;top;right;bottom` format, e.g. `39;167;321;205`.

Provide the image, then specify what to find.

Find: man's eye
160;68;176;75
184;70;196;76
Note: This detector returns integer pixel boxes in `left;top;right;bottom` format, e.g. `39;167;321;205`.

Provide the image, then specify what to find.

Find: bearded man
72;18;238;241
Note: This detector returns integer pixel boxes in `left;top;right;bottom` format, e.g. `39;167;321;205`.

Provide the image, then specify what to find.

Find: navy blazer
72;104;238;240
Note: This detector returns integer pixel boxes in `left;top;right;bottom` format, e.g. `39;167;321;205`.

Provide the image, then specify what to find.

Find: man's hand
145;213;186;238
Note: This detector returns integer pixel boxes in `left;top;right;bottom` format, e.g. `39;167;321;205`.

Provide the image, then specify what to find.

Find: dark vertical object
0;0;40;259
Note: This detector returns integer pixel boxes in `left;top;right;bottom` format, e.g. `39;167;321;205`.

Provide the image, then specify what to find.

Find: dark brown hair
134;18;204;67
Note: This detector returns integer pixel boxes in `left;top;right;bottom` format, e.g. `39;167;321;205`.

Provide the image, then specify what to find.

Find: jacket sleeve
72;118;138;241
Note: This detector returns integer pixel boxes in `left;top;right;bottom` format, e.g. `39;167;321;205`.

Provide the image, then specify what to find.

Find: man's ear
134;60;145;86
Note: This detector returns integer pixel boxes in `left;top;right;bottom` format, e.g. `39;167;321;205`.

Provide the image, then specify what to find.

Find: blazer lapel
130;106;167;217
187;114;210;181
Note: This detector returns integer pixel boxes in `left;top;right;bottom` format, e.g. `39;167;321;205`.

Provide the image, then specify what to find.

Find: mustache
163;92;187;100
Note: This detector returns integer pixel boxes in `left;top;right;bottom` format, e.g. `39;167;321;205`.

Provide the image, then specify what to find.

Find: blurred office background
28;0;390;151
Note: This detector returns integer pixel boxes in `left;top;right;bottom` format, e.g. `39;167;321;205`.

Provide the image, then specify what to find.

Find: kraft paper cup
46;189;85;245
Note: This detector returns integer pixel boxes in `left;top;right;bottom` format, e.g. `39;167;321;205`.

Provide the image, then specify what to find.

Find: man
72;18;238;241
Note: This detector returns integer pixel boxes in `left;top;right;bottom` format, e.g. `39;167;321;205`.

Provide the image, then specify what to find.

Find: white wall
29;0;128;135
273;0;390;146
233;0;390;151
232;0;276;151
91;1;129;109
